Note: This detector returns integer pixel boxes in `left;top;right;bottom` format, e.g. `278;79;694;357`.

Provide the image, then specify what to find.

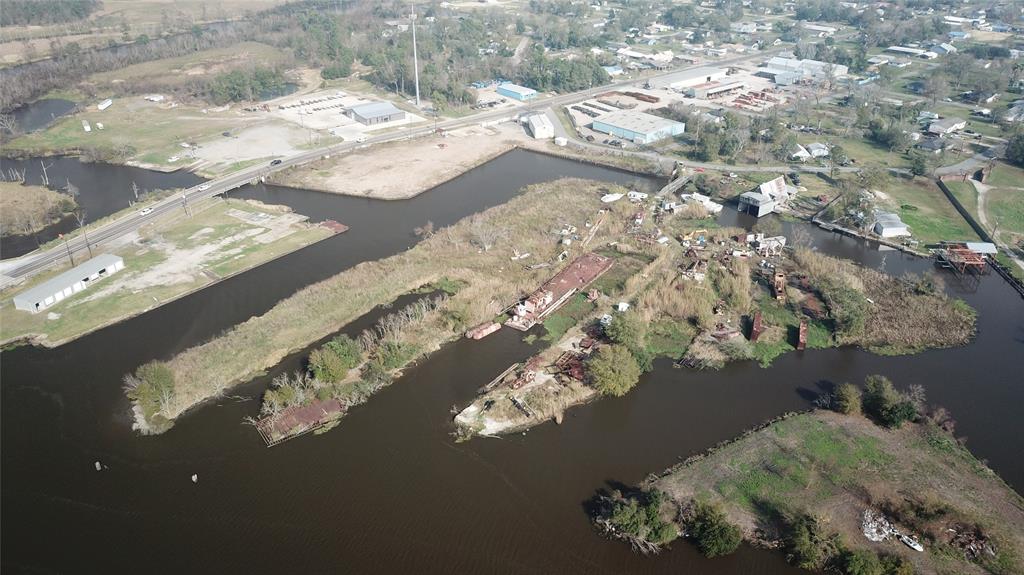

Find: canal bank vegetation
0;180;77;237
592;387;1024;575
455;212;975;439
0;197;335;351
126;178;639;433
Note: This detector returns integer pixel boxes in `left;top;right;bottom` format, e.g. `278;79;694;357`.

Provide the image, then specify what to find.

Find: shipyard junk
506;253;613;331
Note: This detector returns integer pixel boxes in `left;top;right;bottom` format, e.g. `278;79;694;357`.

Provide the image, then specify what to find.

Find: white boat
600;193;624;203
900;533;924;552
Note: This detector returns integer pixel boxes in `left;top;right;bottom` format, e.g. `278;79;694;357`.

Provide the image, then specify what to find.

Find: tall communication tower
411;2;421;107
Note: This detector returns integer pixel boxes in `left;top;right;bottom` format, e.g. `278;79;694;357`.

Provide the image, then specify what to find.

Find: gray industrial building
348;101;406;125
13;254;124;313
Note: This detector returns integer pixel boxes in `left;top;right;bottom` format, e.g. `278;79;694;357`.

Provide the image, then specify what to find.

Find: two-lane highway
1;46;791;282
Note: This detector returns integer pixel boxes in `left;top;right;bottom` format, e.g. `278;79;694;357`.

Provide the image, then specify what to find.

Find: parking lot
267;89;427;141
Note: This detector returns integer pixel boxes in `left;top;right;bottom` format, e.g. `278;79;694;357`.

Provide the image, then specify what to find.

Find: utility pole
60;233;74;266
411;2;421;108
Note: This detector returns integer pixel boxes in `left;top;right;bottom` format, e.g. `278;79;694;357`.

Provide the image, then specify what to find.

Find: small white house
807;142;830;158
873;211;910;238
627;190;649;202
790;144;812;161
927;117;967;135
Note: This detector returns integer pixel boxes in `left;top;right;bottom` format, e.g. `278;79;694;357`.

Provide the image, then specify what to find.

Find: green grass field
987;187;1024;236
985;162;1024;188
4;102;242;168
0;199;332;347
884;178;980;244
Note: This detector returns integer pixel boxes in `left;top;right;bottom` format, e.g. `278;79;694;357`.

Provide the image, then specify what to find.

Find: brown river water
2;149;1022;574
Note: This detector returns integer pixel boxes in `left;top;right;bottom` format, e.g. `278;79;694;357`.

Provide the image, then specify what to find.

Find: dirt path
970;179;1024;272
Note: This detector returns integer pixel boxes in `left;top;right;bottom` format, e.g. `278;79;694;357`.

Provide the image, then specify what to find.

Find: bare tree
156;383;175;415
39;160;53;187
414;220;435;238
790;226;812;248
122;373;143;395
64;178;79;201
73;208;93;257
468;215;506;251
0;113;17;134
906;384;927;412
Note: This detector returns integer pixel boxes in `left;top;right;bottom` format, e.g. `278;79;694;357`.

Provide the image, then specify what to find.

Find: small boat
600;193;624;203
900;533;924;552
94;461;102;471
191;474;199;484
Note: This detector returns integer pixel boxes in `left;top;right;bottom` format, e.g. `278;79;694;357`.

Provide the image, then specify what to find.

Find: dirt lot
0;197;334;347
270;122;534;200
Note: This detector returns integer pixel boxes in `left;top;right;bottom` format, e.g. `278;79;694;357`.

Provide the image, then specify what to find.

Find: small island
591;381;1024;575
454;207;975;439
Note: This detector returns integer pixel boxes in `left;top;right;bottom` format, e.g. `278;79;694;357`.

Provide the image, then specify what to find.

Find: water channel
0;156;203;259
1;149;1021;574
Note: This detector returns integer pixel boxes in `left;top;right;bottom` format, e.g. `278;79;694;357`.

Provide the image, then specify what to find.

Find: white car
355;135;367;143
197;183;211;191
139;207;154;216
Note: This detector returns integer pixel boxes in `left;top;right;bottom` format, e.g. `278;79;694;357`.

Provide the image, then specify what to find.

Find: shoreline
601;410;1024;574
0;199;343;349
133;178;631;431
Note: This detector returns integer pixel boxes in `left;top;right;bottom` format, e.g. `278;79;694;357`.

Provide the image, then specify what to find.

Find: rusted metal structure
749;311;764;342
935;243;987;275
553;351;587;382
255;399;346;447
797;319;808;350
465;321;501;340
773;271;787;301
505;253;614;331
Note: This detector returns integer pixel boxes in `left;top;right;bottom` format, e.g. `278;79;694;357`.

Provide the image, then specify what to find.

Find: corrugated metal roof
13;254;123;305
592;109;684;135
965;242;997;254
497;83;537;96
349;101;403;118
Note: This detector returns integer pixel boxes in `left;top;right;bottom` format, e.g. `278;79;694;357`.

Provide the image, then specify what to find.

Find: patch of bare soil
269;123;532;200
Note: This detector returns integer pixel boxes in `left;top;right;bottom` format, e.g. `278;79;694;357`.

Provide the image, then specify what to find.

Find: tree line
1;0;100;27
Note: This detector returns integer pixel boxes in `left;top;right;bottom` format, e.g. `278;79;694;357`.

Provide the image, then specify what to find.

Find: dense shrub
605;311;643;346
687;502;742;558
207;67;287;104
377;341;416;370
309;334;362;382
838;548;883;575
608;490;677;547
125;361;176;420
863;375;918;428
833;383;862;415
786;514;828;569
820;281;869;338
588;344;642;397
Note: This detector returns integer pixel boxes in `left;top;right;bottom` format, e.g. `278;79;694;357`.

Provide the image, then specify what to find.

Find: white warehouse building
650;66;729;91
12;254;124;313
761;57;848;85
526;114;554;139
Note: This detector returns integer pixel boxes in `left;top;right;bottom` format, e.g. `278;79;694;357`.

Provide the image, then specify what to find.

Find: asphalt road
2;47;792;281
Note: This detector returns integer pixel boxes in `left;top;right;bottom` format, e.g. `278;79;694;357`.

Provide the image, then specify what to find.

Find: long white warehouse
12;254;124;313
